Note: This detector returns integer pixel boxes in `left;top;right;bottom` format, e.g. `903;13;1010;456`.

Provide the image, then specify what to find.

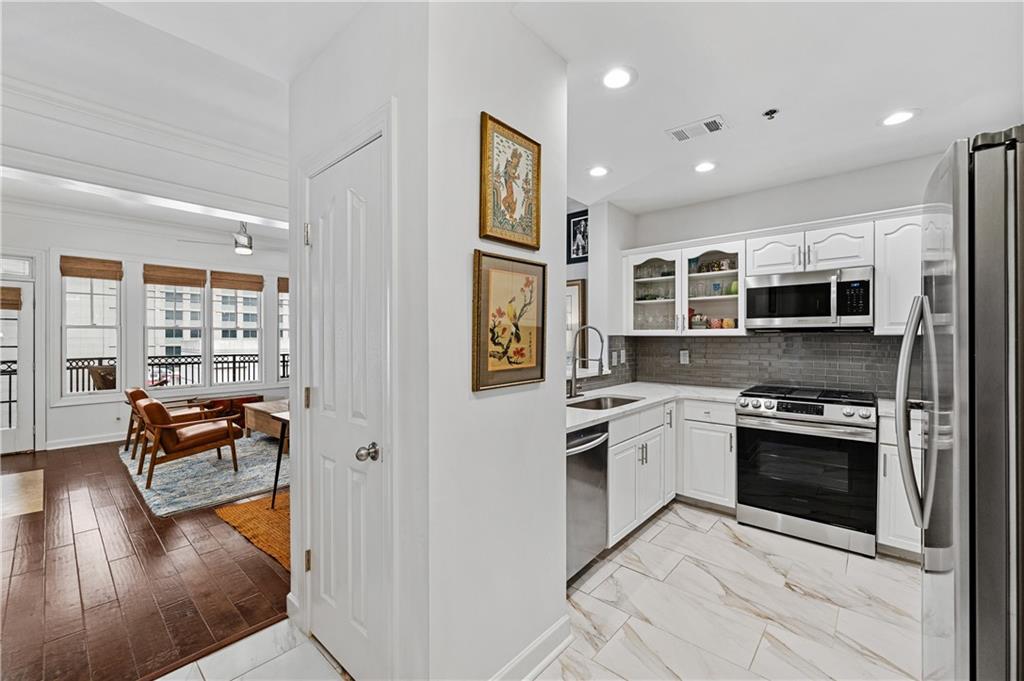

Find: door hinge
304;549;311;572
303;386;311;408
303;222;312;247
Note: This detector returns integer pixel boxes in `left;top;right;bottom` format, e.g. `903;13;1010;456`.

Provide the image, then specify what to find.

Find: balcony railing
1;360;15;428
64;354;291;393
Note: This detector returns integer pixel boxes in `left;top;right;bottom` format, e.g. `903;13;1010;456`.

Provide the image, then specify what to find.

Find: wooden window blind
210;271;264;292
59;255;123;281
143;264;207;288
277;277;289;294
0;286;22;311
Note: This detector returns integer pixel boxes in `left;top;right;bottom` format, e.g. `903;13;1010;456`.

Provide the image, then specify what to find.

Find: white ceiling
102;2;364;82
515;2;1024;215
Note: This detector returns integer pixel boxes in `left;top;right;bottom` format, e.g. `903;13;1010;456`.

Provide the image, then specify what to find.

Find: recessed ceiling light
589;166;609;177
602;67;634;89
882;110;915;126
694;161;716;173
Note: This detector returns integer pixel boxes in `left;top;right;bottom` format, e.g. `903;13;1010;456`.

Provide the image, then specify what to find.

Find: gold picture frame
472;249;547;391
479;112;541;250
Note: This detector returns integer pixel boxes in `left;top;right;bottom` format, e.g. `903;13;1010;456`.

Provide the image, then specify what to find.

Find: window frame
278;290;290;382
211;286;263;386
144;282;207;390
60;275;122;397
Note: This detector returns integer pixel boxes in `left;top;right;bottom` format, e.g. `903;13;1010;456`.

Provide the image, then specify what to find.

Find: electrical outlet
619;349;626;364
610;352;618;367
679;350;690;365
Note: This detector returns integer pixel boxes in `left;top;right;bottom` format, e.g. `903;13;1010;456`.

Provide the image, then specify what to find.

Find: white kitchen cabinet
608;439;639;541
636;428;664;520
874;217;923;335
681;240;745;336
624;250;683;335
662;402;678;503
680;420;736;509
877;444;923;553
746;233;805;275
805;222;874;271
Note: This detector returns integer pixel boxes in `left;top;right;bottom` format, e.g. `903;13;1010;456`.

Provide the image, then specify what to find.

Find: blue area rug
119;433;289;517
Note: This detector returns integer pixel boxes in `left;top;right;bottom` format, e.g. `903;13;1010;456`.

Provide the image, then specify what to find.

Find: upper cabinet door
624;250;683;335
746;233;805;275
805;222;874;271
874;216;922;335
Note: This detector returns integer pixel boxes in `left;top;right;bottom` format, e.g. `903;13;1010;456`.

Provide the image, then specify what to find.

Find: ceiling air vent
665;115;728;143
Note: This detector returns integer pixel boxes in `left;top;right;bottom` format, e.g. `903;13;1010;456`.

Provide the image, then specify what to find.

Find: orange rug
215;493;291;570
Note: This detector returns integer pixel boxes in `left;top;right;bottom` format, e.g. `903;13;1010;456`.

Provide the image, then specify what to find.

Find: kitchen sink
568;396;642;410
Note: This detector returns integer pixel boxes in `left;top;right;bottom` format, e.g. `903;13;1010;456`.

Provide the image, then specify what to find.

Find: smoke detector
665;115;728;143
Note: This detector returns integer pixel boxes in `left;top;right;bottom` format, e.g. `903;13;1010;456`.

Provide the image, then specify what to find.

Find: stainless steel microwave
745;266;873;330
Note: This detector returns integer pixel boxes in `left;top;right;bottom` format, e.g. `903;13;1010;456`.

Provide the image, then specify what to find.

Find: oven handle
736;414;877;443
895;295;926;528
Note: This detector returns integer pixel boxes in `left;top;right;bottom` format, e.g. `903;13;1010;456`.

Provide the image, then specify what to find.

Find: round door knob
764;400;775;409
843;407;855;417
355;442;381;462
858;409;871;419
750;399;762;408
738;397;749;407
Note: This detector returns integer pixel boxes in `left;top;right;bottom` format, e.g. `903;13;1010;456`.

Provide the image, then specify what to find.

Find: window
60;256;122;394
142;264;207;388
277;277;289;380
211;270;263;384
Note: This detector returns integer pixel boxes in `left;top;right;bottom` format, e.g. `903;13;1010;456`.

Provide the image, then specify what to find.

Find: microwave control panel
837;280;870;316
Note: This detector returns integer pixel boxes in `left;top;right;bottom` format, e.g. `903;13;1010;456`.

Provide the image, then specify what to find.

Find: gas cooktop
740;384;876;407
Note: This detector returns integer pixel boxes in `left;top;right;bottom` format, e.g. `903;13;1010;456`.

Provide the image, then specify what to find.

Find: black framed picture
566;210;588;264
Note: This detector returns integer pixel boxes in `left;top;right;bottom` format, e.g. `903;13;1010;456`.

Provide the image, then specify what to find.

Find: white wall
288;3;430;678
425;5;569;677
632;153;942;247
588;201;636;337
1;200;289;450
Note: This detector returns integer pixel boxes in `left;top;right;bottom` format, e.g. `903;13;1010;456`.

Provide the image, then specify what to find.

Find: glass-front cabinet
624;250;683;335
682;240;745;335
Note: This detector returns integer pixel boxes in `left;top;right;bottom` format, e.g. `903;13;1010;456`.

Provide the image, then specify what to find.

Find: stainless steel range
734;385;878;556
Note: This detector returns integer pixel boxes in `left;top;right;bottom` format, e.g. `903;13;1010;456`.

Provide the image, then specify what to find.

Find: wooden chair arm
162;414;241;429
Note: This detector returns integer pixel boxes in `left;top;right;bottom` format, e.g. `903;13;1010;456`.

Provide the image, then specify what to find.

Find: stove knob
843;407;855;417
738;397;749;408
858;409;872;419
764;399;775;409
750;399;762;409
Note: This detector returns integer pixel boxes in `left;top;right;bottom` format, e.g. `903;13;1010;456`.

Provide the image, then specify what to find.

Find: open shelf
634;298;675;304
633;275;676;283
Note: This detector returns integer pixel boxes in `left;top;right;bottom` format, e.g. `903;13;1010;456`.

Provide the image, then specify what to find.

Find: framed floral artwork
472;249;547;391
479;112;541;250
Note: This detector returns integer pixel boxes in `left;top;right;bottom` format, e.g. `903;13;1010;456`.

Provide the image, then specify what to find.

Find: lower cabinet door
608;440;638;543
681;420;736;509
877;444;922;553
636;429;664;520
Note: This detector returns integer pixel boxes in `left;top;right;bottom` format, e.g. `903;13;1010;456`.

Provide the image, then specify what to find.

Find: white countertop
566;382;741;433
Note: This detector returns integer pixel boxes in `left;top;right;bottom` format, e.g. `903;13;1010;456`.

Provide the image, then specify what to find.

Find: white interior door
1;281;34;454
307;136;388;680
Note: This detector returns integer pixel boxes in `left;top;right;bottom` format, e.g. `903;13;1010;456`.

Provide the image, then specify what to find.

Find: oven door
736;415;878;535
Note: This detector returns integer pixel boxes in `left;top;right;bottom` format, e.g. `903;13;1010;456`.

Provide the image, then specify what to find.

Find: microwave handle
829;273;838;323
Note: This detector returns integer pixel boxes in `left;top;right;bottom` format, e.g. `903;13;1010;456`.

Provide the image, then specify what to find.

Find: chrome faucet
568;325;606;399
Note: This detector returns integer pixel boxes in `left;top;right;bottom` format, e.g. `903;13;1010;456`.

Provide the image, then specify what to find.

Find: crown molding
2;76;287;180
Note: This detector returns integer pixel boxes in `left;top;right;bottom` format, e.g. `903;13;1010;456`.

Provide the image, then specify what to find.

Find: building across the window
211;270;263;384
143;264;206;388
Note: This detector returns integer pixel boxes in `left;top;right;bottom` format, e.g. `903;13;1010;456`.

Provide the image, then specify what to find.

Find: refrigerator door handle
896;295;926;528
920;296;940;528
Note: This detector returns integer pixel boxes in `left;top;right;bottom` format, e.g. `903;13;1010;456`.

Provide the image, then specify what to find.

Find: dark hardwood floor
0;441;290;681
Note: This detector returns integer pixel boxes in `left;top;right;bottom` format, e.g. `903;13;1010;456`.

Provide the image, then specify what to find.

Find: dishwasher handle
566;432;609;456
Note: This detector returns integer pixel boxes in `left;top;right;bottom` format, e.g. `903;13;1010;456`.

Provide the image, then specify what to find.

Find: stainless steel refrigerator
894;124;1022;679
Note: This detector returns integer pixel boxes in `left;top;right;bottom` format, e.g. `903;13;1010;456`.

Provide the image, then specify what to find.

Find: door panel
636;429;663;519
681;421;735;508
746;233;804;275
877;445;922;552
308;137;387;680
608;440;638;542
805;222;874;270
874;218;922;335
1;281;34;455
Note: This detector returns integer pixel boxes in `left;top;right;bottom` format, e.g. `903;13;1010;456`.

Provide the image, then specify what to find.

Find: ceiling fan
177;221;254;255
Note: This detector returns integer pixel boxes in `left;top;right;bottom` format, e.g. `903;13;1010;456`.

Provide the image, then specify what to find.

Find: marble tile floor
548;501;922;681
156;619;351;681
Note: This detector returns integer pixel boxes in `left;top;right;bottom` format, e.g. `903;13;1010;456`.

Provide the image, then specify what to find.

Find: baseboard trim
285;592;304;630
45;433;123;451
491;614;571;681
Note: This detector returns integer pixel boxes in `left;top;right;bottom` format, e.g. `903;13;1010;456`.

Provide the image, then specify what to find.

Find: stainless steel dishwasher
566;422;609;579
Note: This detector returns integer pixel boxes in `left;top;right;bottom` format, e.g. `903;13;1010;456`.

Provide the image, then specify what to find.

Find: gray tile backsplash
567;335;636;393
569;333;907;399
